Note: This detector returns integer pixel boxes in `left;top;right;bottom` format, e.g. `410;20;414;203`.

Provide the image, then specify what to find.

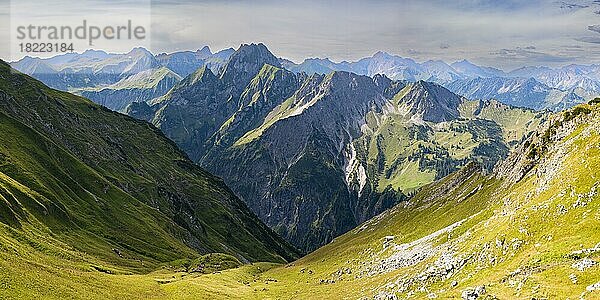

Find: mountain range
9;47;234;110
126;43;545;251
1;56;598;298
283;54;599;111
203;99;598;299
446;77;585;112
11;47;600;115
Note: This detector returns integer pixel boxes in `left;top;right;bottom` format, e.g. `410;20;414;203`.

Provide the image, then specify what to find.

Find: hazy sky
1;0;600;70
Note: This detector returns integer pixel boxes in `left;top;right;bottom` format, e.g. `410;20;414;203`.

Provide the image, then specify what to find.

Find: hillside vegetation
1;56;598;299
0;61;300;299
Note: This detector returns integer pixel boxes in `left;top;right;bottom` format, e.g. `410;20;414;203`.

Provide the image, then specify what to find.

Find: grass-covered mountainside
75;67;183;112
94;99;596;299
0;60;301;298
348;81;543;195
128;44;544;252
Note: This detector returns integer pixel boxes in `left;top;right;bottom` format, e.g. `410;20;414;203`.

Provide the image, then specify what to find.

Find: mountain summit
395;81;463;122
220;43;282;89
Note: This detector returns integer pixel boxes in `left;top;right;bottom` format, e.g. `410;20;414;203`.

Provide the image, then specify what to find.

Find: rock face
461;286;486;299
201;71;403;251
220;43;282;92
127;44;543;252
572;258;597;271
154;46;233;77
398;81;462;122
495;104;593;184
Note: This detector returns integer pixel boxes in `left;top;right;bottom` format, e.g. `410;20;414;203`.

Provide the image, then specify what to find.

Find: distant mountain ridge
283;54;599;110
10;47;234;92
10;46;600;112
447;77;585;111
76;67;183;112
10;47;235;114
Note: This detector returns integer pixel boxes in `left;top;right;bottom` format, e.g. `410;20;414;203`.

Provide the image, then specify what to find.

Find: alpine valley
1;43;599;300
116;44;548;251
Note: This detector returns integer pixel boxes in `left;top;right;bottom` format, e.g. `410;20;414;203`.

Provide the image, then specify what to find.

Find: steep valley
3;96;596;299
129;44;544;251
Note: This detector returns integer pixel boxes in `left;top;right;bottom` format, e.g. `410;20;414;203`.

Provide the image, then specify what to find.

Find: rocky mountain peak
320;71;381;96
126;47;154;58
451;59;474;67
121;47;160;75
197;45;213;58
373;73;392;88
220;43;281;88
11;56;56;74
372;51;392;59
81;49;111;59
181;65;218;86
396;80;463;122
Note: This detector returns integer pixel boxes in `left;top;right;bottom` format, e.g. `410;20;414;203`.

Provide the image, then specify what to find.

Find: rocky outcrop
495;104;593;183
396;81;463;122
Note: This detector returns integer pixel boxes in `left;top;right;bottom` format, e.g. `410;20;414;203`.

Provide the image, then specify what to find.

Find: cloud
3;0;600;68
406;49;422;56
575;36;600;43
491;47;572;63
589;24;600;33
146;0;600;69
557;1;589;9
561;44;585;51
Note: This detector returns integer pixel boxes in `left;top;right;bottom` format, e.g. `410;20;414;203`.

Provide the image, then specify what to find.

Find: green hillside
74;67;183;112
0;60;300;298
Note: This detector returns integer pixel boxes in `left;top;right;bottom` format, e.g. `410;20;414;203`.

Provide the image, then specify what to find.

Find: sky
1;0;600;70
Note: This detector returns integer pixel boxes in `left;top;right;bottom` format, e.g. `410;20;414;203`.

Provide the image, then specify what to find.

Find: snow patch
344;143;367;197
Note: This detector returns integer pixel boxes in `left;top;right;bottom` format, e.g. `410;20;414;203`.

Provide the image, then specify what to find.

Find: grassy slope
356;97;541;193
74;67;182;92
0;61;301;298
460;99;545;146
141;101;599;299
